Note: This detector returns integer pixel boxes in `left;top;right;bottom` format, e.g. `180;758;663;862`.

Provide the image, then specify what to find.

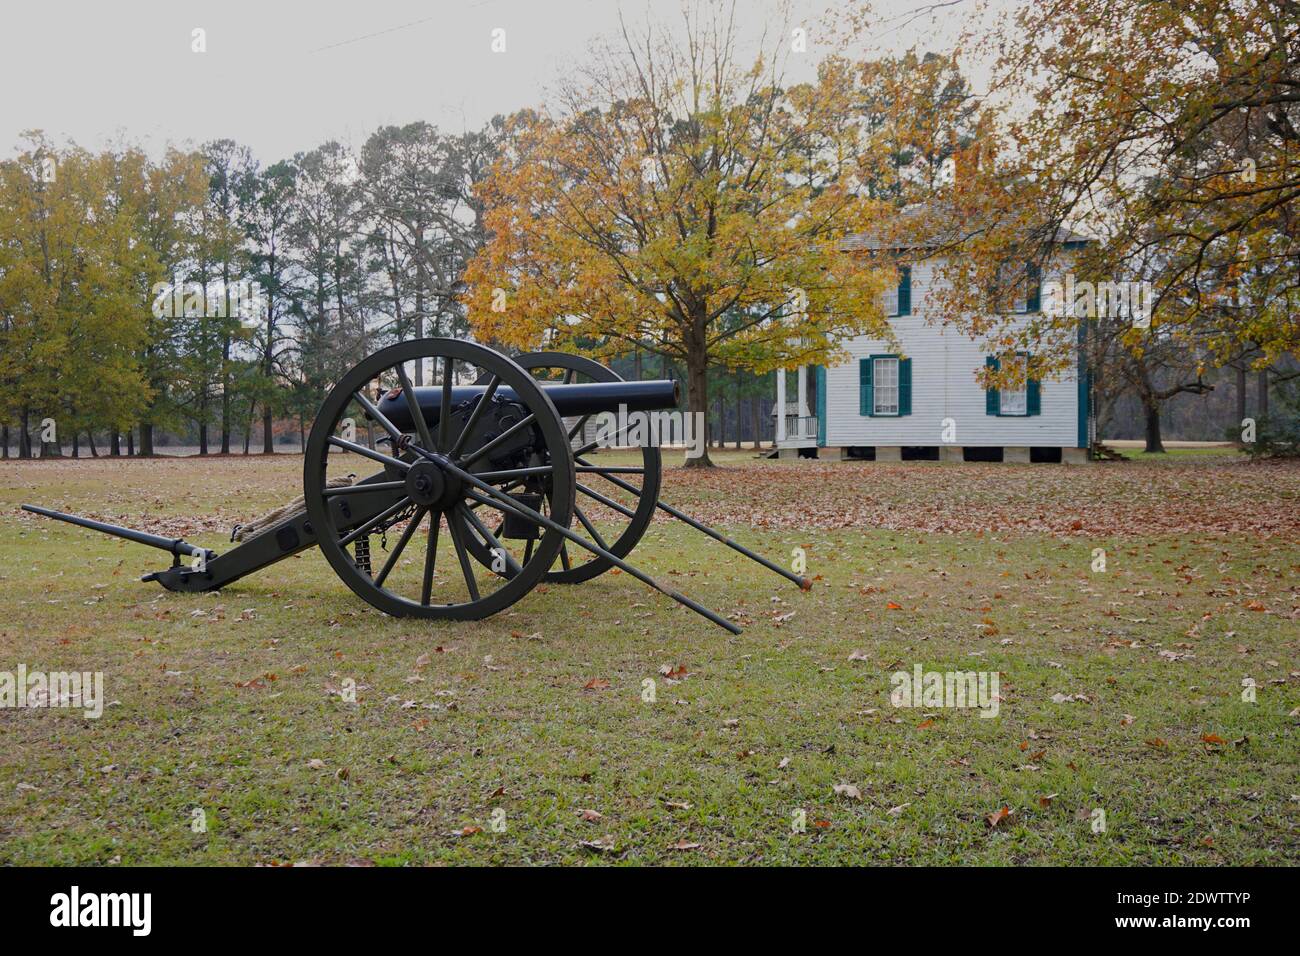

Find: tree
240;160;298;453
0;133;156;457
202;139;259;454
463;8;893;466
908;0;1300;386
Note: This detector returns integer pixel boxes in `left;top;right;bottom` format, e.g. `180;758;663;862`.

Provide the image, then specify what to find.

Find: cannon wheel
464;352;663;585
304;339;576;620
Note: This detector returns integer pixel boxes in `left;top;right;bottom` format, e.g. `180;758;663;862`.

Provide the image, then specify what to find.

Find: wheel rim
304;339;575;620
464;351;663;584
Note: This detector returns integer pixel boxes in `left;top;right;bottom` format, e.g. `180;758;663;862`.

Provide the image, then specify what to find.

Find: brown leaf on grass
1120;714;1136;726
669;839;701;851
886;601;903;610
577;808;603;822
1145;737;1168;749
832;783;862;800
580;836;616;853
583;678;610;691
1038;793;1059;808
306;759;326;770
985;806;1013;828
659;664;688;678
1201;733;1227;745
916;718;934;729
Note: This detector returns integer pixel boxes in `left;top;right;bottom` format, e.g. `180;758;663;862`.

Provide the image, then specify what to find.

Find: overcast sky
0;0;997;163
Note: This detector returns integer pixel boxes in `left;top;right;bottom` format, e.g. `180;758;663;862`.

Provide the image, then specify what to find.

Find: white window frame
1000;355;1028;416
873;357;900;416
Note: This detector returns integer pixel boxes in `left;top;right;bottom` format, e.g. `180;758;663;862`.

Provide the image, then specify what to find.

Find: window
880;266;912;316
999;355;1027;415
874;357;899;415
997;262;1039;313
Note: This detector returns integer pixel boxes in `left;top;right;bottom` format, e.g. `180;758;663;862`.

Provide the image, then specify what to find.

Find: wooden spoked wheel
303;339;576;620
464;351;662;585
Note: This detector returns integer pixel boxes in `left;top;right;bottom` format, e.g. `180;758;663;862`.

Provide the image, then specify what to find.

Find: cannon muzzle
375;379;679;432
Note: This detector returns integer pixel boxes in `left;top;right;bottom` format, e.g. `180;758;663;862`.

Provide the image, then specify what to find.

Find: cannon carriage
23;339;808;633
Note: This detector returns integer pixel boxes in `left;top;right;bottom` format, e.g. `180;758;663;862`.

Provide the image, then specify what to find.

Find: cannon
22;339;809;633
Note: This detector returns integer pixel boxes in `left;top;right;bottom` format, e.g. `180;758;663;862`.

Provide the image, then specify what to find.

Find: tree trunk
1;425;8;459
86;431;99;457
1258;368;1269;417
733;373;742;449
714;392;724;449
220;263;233;455
139;423;152;457
127;429;135;457
19;409;32;459
110;431;121;456
72;433;79;458
633;348;643;381
1143;400;1165;454
199;423;209;456
684;338;712;468
750;395;760;450
263;406;275;454
1236;364;1247;441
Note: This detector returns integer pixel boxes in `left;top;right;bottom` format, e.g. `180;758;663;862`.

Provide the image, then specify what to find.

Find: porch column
796;365;810;417
776;367;787;442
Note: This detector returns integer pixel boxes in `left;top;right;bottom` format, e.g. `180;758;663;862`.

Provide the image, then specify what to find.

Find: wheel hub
406;457;461;509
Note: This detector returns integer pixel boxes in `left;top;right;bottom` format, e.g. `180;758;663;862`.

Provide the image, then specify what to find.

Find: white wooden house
775;229;1093;463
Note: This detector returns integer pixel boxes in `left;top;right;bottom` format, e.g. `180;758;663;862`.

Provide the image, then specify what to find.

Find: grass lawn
0;450;1296;865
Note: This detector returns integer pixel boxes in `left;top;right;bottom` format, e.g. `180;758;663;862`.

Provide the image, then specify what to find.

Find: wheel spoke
395;361;437;454
574;465;645;475
559;542;571;571
449;375;499;458
567;414;591;441
576;481;637;519
339;497;413;548
352;389;405;445
459;503;522;576
328;435;411;472
445;511;481;602
576;455;643;496
573;504;609;552
460;412;537;468
438;355;454;451
473;465;553;483
420;511;440;604
375;505;427;587
323;480;406;497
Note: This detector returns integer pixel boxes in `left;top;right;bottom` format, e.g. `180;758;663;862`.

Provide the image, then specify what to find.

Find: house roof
841;203;1091;253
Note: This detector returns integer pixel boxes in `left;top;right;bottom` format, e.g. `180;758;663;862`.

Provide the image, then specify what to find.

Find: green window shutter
816;365;827;445
898;266;912;316
1027;357;1041;415
859;358;873;416
1027;262;1041;313
898;357;912;416
985;355;1000;416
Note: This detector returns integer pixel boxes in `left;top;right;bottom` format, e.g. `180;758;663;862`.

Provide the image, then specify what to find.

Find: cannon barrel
376;379;679;431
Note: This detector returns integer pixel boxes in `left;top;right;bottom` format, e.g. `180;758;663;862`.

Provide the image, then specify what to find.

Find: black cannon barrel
375;379;679;432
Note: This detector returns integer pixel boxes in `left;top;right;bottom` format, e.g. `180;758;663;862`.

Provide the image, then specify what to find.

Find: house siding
823;257;1083;448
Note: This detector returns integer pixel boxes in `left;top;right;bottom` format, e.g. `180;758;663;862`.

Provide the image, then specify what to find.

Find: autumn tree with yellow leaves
462;10;899;466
